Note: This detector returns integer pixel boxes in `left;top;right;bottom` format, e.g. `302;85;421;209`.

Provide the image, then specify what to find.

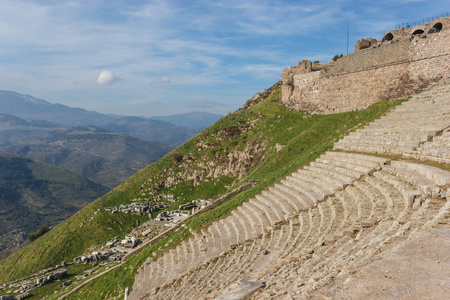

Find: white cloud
150;76;171;86
96;70;120;86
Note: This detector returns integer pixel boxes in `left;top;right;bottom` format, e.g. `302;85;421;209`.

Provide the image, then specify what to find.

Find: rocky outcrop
140;139;266;197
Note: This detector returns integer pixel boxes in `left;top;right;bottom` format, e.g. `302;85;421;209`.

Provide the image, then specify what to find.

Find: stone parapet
282;17;450;114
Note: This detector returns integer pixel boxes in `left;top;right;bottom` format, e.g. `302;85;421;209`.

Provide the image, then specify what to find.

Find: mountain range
0;115;175;188
0;90;222;130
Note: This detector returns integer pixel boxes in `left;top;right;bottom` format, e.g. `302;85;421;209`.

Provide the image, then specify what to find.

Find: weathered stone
282;17;450;114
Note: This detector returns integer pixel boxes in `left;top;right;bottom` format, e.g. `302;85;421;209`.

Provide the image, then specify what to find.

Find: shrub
173;153;183;163
359;45;369;50
332;54;344;62
28;225;50;242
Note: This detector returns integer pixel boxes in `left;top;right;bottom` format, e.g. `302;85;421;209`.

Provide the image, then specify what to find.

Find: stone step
352;180;387;222
333;143;416;155
249;197;282;225
221;219;238;246
186;236;199;272
322;151;390;165
424;135;450;147
282;177;333;199
403;153;450;164
416;147;450;158
255;194;284;225
327;196;347;233
262;189;297;216
304;164;354;185
207;224;222;259
388;160;449;190
274;181;317;207
213;222;229;254
348;131;431;141
279;211;309;260
228;214;247;244
309;161;364;179
373;171;421;207
276;181;325;208
268;184;306;212
315;157;373;174
339;136;421;147
141;163;450;300
344;185;373;221
233;209;256;240
241;201;271;232
334;191;358;231
292;169;344;190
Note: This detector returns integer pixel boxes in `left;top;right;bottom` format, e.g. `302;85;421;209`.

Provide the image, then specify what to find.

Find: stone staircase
333;84;450;159
128;84;450;300
404;128;450;164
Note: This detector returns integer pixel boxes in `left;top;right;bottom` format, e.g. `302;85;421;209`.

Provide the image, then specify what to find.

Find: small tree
28;225;50;241
332;54;344;62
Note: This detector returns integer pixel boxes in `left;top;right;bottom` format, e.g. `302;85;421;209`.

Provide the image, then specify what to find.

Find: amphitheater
128;19;450;300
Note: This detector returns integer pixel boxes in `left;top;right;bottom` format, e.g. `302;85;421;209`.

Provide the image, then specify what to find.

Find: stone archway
428;22;443;34
382;32;394;42
412;29;425;35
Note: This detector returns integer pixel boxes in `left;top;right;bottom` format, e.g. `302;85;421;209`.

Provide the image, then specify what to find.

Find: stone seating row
129;152;388;298
255;193;448;299
404;129;450;164
143;160;448;299
129;155;449;300
333;84;450;157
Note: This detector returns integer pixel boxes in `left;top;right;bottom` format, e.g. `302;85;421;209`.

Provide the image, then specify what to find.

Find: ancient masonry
281;17;450;114
128;83;450;300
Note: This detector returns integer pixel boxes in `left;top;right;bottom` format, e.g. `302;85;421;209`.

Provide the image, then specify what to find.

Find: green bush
332;54;343;61
359;45;369;50
28;225;50;242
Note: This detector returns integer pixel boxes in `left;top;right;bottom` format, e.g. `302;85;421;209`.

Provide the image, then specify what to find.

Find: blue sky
0;0;448;116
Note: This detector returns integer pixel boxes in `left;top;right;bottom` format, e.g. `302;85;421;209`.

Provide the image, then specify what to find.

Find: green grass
47;84;405;299
0;82;406;299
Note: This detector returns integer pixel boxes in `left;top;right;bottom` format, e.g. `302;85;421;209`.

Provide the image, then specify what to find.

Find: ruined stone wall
282;17;450;114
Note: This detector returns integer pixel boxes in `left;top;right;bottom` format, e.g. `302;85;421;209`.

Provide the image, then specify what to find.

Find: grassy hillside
0;154;109;255
0;82;406;298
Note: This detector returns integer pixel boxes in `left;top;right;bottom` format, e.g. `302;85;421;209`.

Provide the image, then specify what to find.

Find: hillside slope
0;82;406;298
0;154;109;255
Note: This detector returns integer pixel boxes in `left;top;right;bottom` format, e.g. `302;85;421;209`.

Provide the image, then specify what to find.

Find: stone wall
282;17;450;114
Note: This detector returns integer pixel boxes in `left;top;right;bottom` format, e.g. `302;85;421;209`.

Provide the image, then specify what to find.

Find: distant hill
103;116;201;146
0;116;175;187
0;91;222;130
149;111;222;128
0;153;109;254
0;90;122;126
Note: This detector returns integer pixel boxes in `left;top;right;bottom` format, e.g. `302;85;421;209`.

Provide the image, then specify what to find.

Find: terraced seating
128;152;390;299
404;129;450;164
128;85;449;300
133;159;448;300
128;150;449;300
333;84;450;156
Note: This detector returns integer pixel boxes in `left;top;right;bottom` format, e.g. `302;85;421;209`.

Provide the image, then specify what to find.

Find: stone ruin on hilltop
282;16;450;114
